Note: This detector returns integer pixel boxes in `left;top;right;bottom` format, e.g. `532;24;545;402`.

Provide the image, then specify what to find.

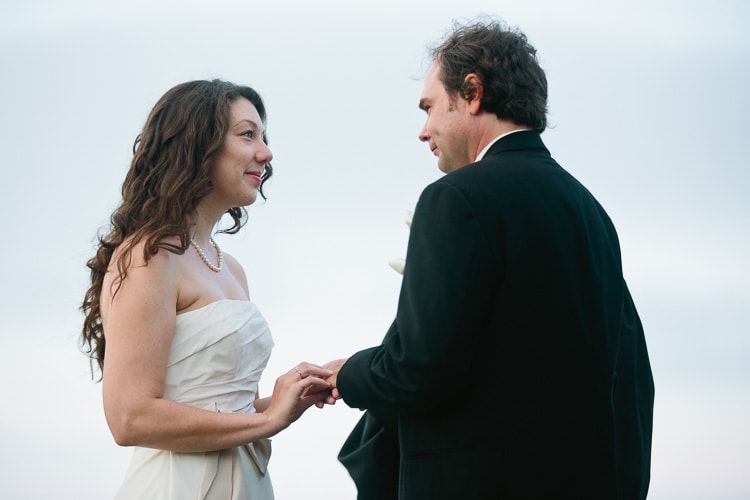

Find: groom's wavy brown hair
80;79;273;379
431;19;548;132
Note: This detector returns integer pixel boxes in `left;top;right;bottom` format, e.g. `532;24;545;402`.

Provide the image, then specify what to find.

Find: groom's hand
313;358;347;408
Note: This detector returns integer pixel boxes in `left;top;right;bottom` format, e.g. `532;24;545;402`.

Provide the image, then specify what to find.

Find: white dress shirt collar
475;129;530;162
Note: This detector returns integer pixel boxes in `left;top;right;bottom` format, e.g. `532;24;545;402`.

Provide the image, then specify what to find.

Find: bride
80;79;333;499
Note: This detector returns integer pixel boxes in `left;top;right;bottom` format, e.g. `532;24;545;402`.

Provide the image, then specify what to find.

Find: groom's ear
461;73;483;115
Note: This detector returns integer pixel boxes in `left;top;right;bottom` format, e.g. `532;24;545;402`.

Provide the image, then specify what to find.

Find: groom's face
418;62;472;173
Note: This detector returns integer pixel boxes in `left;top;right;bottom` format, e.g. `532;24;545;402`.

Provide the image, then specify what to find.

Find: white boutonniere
388;209;414;275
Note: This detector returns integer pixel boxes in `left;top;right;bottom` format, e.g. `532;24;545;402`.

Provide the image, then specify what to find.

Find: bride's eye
242;130;255;139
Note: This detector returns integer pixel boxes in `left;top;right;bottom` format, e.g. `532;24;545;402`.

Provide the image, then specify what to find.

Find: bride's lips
246;172;263;184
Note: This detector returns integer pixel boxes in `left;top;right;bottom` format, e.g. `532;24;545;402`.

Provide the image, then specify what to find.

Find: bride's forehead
229;99;264;131
230;97;261;118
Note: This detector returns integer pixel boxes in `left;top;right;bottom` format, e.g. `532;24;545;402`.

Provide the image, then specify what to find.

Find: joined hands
263;358;347;433
296;358;347;409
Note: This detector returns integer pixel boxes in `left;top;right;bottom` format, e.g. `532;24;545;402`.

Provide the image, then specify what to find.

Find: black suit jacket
337;131;654;499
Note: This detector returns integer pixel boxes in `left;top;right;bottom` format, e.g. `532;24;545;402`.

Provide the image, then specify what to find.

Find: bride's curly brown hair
80;79;273;379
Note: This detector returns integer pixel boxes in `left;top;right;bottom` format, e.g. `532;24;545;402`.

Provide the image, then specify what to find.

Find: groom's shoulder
415;167;490;213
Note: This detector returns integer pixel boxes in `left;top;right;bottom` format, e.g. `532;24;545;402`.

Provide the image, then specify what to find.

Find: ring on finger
294;366;303;378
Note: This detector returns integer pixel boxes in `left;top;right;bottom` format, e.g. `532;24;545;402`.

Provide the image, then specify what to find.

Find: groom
327;19;654;499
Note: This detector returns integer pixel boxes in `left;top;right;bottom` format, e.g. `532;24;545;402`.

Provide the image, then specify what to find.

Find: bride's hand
262;363;332;432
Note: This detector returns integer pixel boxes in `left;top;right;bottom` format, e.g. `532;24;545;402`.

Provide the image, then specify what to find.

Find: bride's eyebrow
234;119;265;134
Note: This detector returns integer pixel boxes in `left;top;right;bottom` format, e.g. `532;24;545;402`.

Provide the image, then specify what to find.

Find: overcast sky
1;1;748;498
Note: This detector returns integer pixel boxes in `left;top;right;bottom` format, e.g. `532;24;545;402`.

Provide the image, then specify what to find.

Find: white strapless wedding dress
114;299;275;500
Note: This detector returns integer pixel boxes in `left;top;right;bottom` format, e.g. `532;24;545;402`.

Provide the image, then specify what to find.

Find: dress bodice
165;299;274;413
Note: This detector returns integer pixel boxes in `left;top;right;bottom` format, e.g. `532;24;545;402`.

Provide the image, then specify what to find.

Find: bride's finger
291;362;333;380
300;375;331;393
300;376;334;400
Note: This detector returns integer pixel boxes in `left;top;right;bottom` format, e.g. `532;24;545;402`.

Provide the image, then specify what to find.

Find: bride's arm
101;243;330;453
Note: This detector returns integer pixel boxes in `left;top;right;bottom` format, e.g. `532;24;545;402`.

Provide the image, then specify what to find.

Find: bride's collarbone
177;264;248;313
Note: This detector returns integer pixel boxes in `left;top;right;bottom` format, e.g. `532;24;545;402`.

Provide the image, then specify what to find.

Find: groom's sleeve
338;180;498;414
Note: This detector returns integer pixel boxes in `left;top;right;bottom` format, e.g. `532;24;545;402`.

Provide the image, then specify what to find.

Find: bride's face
208;97;273;209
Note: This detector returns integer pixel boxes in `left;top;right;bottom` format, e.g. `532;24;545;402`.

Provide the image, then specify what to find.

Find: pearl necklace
190;236;224;272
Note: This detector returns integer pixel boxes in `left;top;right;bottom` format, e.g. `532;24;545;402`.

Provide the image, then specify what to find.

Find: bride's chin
242;193;259;207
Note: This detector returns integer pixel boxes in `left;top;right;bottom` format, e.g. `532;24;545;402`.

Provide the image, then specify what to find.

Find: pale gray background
1;1;748;498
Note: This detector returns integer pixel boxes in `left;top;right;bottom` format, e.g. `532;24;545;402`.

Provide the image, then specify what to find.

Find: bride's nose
257;141;273;164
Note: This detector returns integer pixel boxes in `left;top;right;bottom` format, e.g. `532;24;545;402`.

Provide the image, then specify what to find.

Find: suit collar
483;130;547;158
